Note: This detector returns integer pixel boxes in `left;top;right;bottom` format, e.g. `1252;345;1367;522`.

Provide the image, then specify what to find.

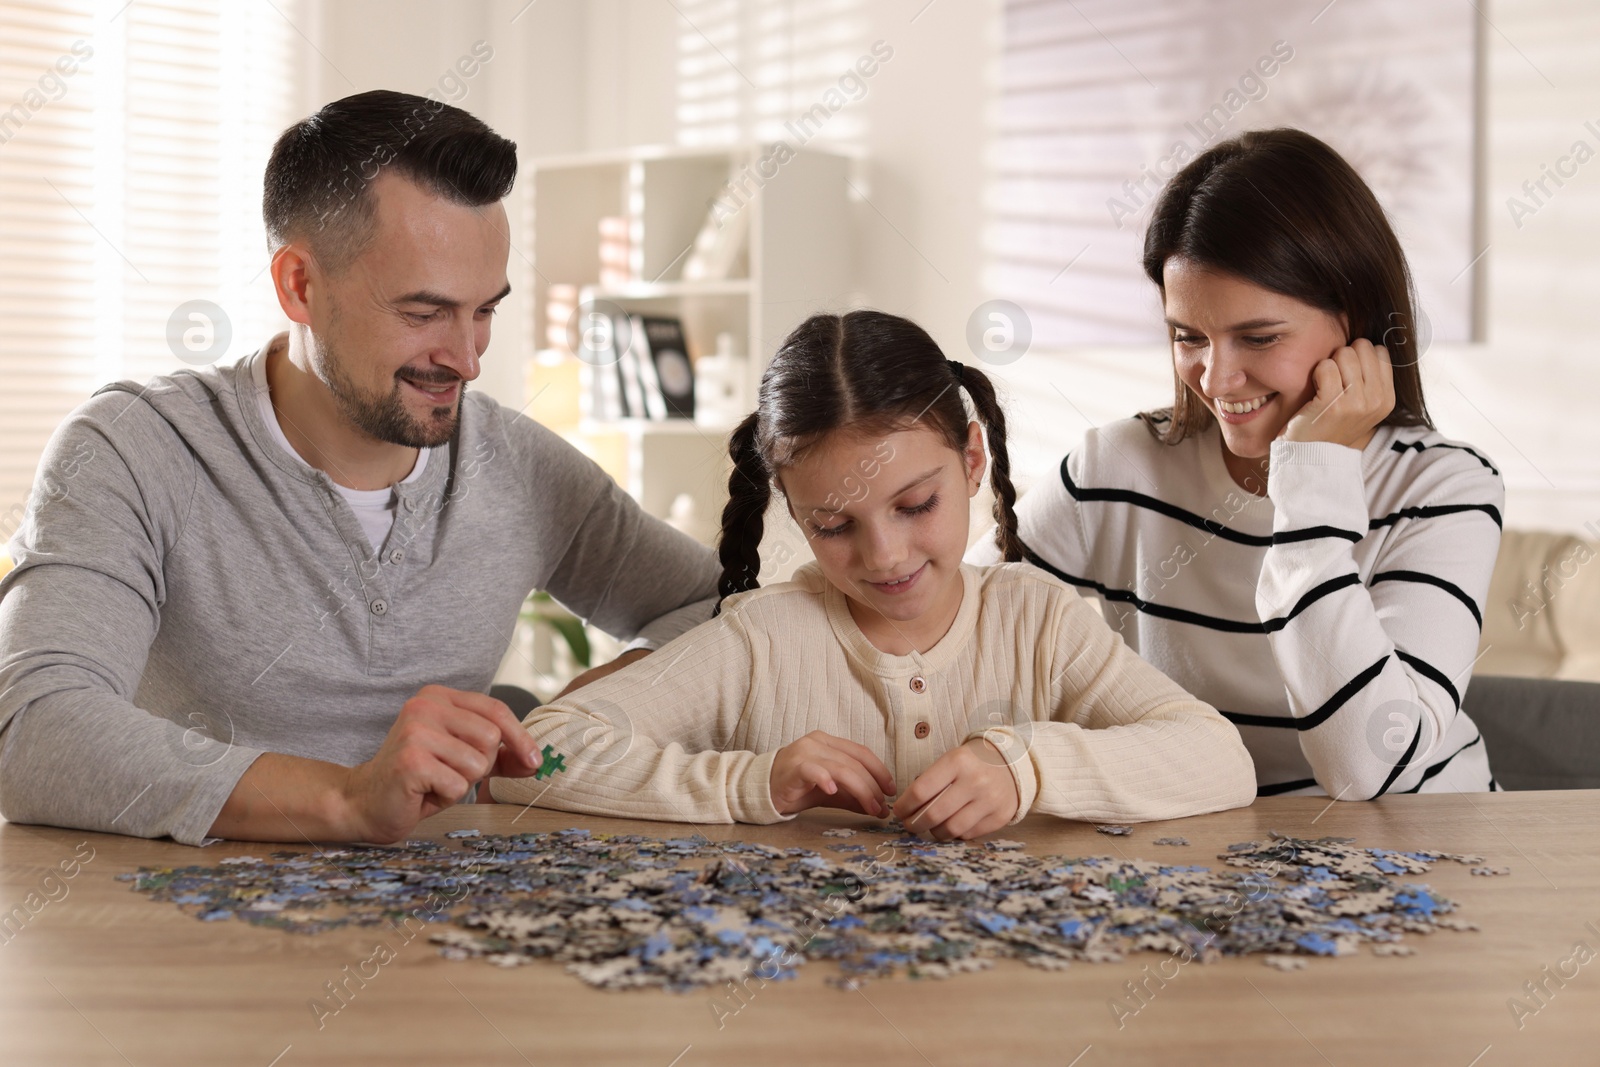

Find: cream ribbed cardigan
492;562;1257;825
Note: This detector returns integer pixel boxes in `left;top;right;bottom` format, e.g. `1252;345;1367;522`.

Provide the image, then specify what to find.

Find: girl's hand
893;738;1021;841
1281;337;1395;449
769;731;897;817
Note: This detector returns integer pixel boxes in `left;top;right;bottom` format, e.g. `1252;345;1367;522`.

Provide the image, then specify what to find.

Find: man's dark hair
263;89;517;273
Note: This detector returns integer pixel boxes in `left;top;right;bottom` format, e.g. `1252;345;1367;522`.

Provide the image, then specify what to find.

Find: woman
971;128;1502;799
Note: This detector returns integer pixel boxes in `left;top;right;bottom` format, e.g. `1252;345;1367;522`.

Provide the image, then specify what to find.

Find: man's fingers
445;689;540;765
414;730;498;786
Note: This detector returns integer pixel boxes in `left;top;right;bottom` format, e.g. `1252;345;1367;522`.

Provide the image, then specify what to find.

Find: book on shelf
627;314;669;420
578;309;624;421
615;327;648;418
583;313;696;423
637;316;695;419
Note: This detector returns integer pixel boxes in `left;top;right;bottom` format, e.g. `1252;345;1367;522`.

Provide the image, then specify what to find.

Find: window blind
0;0;301;526
675;0;868;151
986;0;1476;348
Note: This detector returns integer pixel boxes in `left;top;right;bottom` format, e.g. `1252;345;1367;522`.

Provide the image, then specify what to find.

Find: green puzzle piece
534;744;567;780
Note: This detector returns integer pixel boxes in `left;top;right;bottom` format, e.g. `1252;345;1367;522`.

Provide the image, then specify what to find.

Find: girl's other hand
769;731;897;817
1280;337;1394;449
893;738;1021;841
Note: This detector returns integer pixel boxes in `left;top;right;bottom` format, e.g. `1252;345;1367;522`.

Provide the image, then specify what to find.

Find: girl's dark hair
716;310;1023;607
1139;127;1432;443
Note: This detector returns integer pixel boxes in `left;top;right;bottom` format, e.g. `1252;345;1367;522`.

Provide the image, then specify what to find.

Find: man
0;91;720;845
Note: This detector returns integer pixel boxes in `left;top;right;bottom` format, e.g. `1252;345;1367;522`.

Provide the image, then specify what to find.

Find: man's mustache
396;371;462;387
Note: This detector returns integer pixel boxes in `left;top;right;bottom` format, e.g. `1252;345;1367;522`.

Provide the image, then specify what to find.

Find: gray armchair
1463;675;1600;790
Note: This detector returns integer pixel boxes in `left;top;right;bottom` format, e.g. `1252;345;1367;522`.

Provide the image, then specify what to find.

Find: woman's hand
769;731;898;817
892;738;1021;841
1281;337;1394;450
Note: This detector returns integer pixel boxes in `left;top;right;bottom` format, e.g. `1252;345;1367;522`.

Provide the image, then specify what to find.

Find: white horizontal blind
986;0;1476;348
675;0;868;150
0;0;99;528
0;0;300;527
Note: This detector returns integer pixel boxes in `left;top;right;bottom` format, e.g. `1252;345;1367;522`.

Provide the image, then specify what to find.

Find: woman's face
1163;258;1347;468
779;422;985;655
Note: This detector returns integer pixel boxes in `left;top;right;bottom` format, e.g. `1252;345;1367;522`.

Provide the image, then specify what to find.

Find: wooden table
1;792;1596;1066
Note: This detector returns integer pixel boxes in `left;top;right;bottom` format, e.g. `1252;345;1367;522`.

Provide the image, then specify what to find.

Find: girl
493;311;1254;838
971;128;1502;800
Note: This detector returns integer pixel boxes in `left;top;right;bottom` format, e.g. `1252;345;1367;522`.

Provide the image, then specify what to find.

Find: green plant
520;590;591;670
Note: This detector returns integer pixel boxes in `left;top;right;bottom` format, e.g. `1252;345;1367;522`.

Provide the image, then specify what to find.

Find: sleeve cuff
1267;439;1369;533
729;749;791;824
978;727;1038;825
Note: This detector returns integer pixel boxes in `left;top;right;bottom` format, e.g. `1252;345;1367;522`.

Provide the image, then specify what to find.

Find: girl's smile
779;422;986;656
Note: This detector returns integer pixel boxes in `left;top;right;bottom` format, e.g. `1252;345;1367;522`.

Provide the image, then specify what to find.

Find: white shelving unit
526;143;854;544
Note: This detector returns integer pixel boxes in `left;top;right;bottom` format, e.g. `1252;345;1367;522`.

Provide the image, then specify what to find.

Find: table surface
2;792;1597;1067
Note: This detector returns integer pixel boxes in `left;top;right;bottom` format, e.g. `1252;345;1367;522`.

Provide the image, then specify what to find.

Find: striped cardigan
969;417;1503;798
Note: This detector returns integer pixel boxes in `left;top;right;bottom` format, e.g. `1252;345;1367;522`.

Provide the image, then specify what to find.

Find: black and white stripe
985;418;1504;798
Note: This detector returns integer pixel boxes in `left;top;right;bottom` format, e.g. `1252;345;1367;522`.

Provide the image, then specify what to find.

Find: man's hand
552;648;652;701
769;731;897;817
210;684;542;843
341;685;541;842
893;738;1020;841
1280;338;1395;450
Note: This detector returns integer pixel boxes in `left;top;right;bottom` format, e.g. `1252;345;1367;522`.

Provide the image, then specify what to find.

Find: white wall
311;0;1600;533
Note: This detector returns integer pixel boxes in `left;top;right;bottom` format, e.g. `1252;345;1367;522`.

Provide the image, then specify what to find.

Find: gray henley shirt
0;340;721;844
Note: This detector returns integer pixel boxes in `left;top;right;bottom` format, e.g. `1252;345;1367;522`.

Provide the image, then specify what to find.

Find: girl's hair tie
946;359;965;385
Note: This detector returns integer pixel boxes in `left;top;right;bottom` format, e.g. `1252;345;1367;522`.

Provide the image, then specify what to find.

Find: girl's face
1163;258;1347;484
779;421;986;656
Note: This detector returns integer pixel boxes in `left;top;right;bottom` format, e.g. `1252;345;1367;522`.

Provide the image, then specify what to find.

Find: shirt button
402;497;416;512
370;599;388;616
909;675;926;694
914;721;931;739
389;549;405;564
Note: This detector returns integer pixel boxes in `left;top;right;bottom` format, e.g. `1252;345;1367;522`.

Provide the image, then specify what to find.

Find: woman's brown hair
1139;127;1433;443
716;310;1024;609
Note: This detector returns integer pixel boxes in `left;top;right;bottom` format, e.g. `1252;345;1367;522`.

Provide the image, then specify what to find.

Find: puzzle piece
534;744;566;780
1095;824;1132;836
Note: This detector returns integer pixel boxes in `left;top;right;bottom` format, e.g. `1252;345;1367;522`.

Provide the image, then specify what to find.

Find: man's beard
311;333;465;449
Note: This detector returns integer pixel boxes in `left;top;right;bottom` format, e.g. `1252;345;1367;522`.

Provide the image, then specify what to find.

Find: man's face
308;172;511;448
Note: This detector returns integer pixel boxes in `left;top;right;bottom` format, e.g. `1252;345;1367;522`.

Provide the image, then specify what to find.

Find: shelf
530;143;850;533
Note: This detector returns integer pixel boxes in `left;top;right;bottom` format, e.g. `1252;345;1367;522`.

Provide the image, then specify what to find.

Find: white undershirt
252;353;434;552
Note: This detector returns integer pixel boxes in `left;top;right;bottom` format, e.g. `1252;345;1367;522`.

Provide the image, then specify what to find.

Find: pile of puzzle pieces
119;826;1492;990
